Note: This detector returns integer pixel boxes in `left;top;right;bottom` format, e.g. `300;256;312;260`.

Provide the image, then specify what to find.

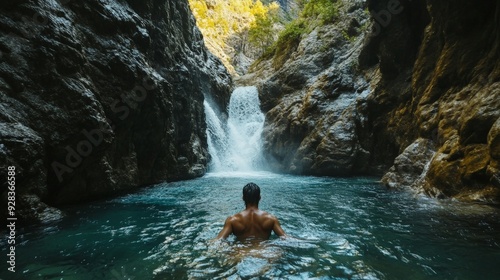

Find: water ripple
4;174;500;280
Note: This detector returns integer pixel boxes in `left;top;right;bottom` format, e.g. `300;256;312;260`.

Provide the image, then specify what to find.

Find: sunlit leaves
188;0;279;47
248;2;280;52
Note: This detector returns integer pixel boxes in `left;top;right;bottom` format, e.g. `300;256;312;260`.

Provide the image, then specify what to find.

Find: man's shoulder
230;210;278;222
226;214;238;221
227;213;244;222
259;211;278;221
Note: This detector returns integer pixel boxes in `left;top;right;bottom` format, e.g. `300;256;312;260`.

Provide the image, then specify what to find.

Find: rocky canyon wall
247;0;500;203
0;0;232;223
243;0;373;176
364;0;500;203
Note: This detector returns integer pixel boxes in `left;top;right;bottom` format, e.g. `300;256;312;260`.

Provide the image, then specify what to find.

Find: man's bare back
216;183;286;241
216;207;286;241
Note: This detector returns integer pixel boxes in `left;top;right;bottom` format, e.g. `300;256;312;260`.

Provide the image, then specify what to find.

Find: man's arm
216;216;233;239
272;216;286;237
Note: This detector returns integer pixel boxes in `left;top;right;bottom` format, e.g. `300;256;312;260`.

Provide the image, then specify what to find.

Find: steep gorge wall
0;0;232;222
244;0;373;176
247;0;500;203
363;0;500;202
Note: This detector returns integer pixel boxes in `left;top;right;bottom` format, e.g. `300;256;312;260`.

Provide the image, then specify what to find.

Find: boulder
382;138;436;190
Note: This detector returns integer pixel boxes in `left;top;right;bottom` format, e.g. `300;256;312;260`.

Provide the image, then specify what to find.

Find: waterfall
204;86;267;172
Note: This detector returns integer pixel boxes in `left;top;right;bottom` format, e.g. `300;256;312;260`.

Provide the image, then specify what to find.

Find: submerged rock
0;0;232;223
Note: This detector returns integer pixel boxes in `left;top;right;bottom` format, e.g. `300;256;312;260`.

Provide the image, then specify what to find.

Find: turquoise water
2;172;500;279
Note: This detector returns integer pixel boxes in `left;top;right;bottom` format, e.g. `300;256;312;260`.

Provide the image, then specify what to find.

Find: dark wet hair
243;182;260;205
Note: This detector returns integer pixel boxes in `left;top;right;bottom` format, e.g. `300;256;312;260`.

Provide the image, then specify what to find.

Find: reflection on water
2;172;500;279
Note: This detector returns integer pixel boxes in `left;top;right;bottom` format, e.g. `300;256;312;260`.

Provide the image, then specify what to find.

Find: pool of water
2;172;500;279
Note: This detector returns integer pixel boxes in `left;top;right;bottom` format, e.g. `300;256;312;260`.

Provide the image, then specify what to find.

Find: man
216;182;286;241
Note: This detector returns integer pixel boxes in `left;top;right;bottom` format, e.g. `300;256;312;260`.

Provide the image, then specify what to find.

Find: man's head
243;182;261;206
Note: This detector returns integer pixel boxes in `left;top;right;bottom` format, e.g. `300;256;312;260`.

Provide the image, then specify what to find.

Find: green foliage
189;0;281;70
189;0;269;44
276;19;306;48
248;2;280;53
302;0;339;24
189;0;342;72
265;0;338;64
270;20;307;69
341;30;355;42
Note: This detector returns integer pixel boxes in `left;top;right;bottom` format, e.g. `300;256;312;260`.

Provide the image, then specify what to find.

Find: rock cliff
366;0;500;203
0;0;232;223
246;0;500;203
242;0;372;176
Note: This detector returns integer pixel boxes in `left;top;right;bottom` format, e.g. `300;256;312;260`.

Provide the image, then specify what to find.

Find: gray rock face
363;0;500;203
0;0;232;223
381;139;436;191
246;0;372;176
247;0;500;203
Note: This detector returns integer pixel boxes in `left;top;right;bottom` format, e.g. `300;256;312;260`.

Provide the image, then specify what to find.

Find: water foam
204;86;267;172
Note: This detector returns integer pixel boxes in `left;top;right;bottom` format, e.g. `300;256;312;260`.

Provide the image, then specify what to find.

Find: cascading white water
204;86;266;172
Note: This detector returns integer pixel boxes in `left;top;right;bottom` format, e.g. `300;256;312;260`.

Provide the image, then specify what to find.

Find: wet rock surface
364;0;500;203
243;0;372;176
246;0;500;203
381;138;436;192
0;0;232;223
